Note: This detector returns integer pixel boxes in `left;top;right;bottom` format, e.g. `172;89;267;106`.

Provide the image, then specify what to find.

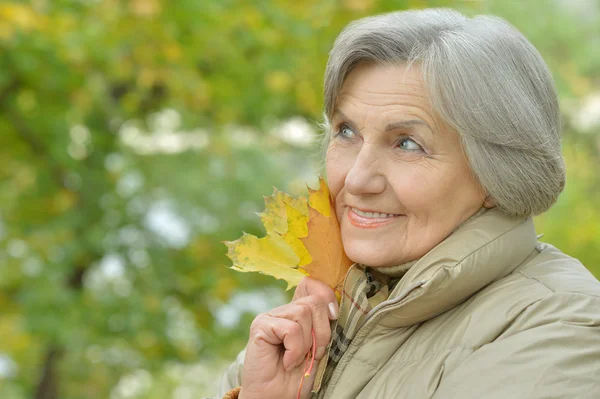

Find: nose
344;143;386;196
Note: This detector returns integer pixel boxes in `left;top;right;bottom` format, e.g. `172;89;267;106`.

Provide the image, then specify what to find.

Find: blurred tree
0;0;597;398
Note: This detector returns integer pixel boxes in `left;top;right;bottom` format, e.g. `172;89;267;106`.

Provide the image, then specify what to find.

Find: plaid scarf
313;261;415;397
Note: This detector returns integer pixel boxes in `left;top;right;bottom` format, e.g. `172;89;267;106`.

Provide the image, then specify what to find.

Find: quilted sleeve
203;349;245;399
433;292;600;399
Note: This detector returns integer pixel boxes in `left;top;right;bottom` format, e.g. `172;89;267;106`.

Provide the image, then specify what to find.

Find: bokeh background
0;0;598;398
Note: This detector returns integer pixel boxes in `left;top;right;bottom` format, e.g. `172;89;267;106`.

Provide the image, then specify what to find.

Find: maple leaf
282;202;311;267
259;188;307;235
224;177;353;294
298;178;352;292
224;232;307;290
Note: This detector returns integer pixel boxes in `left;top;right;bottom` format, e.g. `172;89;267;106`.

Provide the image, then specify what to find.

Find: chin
343;239;399;267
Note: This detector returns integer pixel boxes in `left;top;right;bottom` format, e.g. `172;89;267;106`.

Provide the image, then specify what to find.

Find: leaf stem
297;329;317;399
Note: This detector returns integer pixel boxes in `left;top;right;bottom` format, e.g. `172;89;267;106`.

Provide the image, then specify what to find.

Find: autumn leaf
259;188;308;235
224;177;353;294
307;176;331;217
282;202;311;267
298;178;352;292
224;232;307;290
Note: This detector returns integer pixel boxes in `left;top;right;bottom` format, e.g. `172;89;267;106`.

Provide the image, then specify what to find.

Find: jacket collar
377;207;538;328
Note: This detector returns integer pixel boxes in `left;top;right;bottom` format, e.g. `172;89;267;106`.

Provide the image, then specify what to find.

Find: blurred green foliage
0;0;598;398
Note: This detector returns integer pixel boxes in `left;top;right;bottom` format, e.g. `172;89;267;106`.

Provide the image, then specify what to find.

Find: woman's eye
337;124;355;139
398;138;423;151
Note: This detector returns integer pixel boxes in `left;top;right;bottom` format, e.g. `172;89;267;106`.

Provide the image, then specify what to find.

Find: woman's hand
239;277;339;399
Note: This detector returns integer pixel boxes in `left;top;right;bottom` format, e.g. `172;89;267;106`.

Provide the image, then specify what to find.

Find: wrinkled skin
240;62;494;398
327;62;493;267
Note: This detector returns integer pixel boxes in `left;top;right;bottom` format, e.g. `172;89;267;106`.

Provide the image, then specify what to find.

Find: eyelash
334;123;355;140
333;123;424;152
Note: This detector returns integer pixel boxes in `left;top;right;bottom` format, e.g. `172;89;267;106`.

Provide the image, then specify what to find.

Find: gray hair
322;8;565;217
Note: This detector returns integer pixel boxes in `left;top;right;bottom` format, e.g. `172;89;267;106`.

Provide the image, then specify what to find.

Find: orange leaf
298;178;353;292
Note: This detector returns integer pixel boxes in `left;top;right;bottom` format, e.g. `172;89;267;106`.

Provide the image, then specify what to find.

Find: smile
347;207;401;228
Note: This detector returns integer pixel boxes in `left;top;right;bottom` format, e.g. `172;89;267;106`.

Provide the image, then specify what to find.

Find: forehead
338;62;430;106
335;62;442;132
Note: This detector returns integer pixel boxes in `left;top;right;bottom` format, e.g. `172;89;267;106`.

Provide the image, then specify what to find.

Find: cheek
325;146;350;199
392;163;482;215
387;166;435;209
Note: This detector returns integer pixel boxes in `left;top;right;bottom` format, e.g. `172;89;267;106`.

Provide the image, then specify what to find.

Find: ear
483;194;496;209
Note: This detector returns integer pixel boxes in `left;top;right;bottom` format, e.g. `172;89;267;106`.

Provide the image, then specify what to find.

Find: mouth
347;207;401;228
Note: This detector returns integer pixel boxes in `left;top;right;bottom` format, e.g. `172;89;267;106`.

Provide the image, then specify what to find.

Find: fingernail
328;302;338;320
316;346;326;360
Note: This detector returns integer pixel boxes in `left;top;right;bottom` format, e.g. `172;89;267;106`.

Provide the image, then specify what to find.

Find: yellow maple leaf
282;202;311;266
224;232;307;290
308;177;331;217
224;177;353;294
259;188;308;235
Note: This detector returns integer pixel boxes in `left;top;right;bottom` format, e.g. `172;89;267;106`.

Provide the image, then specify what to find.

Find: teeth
352;208;396;218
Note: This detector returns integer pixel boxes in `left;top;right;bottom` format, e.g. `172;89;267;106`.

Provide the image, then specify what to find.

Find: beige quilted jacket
209;208;600;398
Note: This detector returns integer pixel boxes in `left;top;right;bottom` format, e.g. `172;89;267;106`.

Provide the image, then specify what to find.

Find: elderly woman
212;8;600;399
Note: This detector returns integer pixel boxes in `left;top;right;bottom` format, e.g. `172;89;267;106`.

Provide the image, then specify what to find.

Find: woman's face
326;62;489;267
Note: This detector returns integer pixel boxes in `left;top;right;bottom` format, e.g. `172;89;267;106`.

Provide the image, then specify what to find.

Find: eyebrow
333;108;433;134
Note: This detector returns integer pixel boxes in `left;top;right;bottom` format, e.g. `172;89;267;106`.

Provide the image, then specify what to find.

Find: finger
249;315;308;371
272;318;309;371
293;296;332;360
267;303;313;357
293;277;339;320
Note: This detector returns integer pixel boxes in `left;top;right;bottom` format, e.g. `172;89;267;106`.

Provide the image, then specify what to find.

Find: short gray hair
322;8;565;217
